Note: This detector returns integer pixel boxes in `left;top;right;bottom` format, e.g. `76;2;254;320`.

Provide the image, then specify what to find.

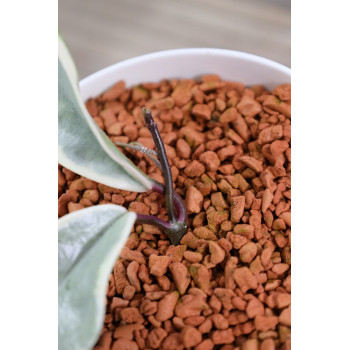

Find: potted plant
59;33;188;350
59;33;291;350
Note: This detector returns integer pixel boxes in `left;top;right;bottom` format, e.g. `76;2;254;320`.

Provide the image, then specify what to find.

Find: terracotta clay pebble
261;189;274;213
233;267;258;293
192;104;212;120
146;327;167;349
279;305;291;326
160;332;184;350
246;298;265;318
261;338;276;350
185;160;205;178
199;151;221;172
254;315;279;331
185;185;204;214
241;339;259;350
175;293;209;318
276;293;291;309
195;339;215;350
208;241;225;264
156;290;179;321
239;242;258;263
180;325;203;347
176;138;192;159
219;107;238;123
237;95;262;118
184;315;206;326
169;262;191;295
113;261;129;294
233;224;255;240
258;125;283;145
184;250;203;263
126;261;141;292
193;227;218;241
210;314;229;329
120;307;144;324
120;247;146;265
149;254;171;277
188;263;212;294
111;338;138;350
230;196;245;223
101;80;126;101
240;155;263;173
59;77;291;350
211;328;235;345
198;318;213;334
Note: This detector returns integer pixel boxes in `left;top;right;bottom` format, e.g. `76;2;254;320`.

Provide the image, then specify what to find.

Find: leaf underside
58;205;136;350
58;33;153;192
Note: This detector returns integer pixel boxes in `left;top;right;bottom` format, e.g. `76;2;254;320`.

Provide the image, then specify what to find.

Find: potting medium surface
58;75;291;350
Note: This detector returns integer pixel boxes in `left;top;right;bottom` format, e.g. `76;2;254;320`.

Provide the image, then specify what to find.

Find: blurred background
59;0;290;79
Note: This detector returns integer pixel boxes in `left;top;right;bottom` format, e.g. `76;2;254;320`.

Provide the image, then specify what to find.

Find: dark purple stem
142;108;176;223
136;214;171;230
136;212;186;245
152;181;187;224
134;108;188;245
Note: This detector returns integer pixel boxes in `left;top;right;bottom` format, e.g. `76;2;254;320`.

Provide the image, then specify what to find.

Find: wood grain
59;0;290;78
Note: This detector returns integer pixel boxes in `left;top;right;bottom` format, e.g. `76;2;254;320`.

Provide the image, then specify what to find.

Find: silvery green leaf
58;204;136;350
58;33;153;192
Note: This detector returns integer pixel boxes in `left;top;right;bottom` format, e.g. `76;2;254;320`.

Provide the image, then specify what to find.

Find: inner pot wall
79;48;291;98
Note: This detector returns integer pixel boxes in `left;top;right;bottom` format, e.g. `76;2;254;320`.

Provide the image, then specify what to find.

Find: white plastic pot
75;48;290;350
79;48;290;99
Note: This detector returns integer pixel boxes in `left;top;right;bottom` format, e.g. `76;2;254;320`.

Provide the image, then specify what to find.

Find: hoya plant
58;33;187;350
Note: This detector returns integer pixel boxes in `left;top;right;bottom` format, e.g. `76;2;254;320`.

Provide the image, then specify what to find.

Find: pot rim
80;48;290;90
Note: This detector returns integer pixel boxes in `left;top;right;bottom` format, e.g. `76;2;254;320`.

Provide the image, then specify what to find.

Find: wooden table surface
59;0;290;79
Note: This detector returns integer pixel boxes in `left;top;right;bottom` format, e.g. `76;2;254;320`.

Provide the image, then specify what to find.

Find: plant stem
134;108;188;245
136;214;171;231
114;141;162;170
152;181;187;224
142;108;176;223
150;182;188;245
136;213;186;246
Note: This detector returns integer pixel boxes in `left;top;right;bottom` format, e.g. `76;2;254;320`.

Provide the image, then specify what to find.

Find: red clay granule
58;74;291;350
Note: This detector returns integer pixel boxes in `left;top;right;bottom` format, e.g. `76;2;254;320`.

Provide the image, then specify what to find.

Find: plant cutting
59;33;291;350
58;205;136;350
59;33;187;350
59;33;187;243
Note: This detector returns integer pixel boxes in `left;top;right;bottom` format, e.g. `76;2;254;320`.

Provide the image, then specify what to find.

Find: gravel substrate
58;74;291;350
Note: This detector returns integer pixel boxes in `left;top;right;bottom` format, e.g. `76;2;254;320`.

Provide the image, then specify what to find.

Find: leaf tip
142;107;153;126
